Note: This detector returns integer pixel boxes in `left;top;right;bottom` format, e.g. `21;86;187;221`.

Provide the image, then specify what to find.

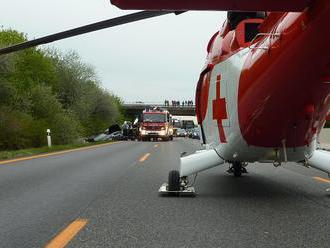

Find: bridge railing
123;102;196;116
123;102;195;108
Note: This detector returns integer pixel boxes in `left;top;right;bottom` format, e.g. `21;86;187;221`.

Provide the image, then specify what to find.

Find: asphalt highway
0;139;329;248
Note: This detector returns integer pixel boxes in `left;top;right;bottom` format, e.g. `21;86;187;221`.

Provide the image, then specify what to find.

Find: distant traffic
86;106;199;142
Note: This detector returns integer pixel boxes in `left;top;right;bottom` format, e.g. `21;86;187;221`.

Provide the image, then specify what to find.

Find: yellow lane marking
0;142;119;165
154;144;159;148
45;219;88;248
139;153;151;162
314;176;330;184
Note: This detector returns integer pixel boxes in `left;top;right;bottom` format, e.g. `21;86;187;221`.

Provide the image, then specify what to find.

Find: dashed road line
139;153;151;162
313;176;330;184
45;218;88;248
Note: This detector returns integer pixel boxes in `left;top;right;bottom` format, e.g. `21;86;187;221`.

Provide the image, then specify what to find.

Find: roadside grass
0;141;114;160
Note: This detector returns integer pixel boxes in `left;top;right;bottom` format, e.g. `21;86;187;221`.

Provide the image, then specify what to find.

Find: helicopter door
196;66;213;144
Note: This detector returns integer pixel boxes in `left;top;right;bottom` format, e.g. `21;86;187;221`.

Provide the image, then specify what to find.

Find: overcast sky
1;0;226;103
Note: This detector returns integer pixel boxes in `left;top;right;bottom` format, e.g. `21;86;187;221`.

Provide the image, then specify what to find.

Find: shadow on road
198;173;308;200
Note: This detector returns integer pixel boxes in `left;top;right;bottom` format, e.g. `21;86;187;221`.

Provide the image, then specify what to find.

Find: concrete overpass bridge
122;103;196;119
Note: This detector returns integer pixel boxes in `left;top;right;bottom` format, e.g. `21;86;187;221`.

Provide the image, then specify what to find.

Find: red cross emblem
212;75;228;143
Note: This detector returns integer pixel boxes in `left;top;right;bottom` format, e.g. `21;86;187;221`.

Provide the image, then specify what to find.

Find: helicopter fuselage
197;0;330;163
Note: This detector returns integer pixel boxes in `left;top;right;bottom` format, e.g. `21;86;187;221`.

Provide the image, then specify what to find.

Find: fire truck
139;107;173;141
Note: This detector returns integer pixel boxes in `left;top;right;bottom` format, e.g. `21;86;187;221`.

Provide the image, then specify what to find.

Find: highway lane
0;141;156;247
0;139;329;247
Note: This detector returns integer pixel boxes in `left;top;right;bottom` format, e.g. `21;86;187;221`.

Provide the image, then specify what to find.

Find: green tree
50;112;82;145
29;84;62;119
0;29;124;150
0;107;35;149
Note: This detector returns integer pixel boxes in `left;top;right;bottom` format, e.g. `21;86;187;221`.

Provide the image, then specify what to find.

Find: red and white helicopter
110;0;330;194
1;0;330;194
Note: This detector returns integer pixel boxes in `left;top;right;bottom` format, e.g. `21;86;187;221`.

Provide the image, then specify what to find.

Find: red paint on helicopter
238;1;330;147
213;75;228;143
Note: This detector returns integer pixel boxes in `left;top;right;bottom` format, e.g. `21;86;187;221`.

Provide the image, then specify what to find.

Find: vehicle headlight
142;126;146;130
161;127;165;130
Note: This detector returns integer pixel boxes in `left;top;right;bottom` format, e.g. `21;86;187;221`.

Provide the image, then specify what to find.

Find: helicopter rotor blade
111;0;311;12
0;10;174;56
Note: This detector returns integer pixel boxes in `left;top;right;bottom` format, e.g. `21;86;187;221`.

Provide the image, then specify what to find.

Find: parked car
87;124;123;142
93;133;108;142
186;128;195;138
176;128;188;137
191;128;201;140
107;131;125;141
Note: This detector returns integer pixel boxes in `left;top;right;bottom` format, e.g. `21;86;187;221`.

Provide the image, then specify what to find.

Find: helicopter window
228;11;266;30
245;23;261;42
235;19;264;47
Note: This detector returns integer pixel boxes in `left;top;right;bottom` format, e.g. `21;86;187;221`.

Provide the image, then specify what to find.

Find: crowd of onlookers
164;100;194;107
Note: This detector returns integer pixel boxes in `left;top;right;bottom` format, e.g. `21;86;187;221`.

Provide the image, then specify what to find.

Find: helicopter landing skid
158;183;196;197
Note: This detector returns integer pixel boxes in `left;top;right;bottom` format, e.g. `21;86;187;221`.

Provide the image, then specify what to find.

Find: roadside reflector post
46;129;52;148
